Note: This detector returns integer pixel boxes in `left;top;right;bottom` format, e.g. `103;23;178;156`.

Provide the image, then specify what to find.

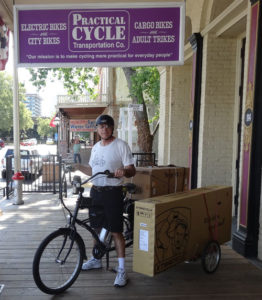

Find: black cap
95;115;114;127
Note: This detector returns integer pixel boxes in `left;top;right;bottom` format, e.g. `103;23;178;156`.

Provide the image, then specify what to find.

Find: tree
29;67;99;97
0;72;13;132
37;117;56;138
19;97;34;132
28;66;160;152
0;72;34;137
122;67;159;152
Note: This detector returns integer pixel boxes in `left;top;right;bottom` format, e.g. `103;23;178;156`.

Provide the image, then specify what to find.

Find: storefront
2;0;262;261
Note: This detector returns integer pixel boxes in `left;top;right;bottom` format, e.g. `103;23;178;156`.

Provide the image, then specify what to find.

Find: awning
59;106;107;120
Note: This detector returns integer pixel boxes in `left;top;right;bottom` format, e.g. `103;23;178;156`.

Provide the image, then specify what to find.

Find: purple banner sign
15;3;185;67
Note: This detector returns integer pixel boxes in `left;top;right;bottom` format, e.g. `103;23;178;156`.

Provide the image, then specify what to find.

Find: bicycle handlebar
81;170;115;186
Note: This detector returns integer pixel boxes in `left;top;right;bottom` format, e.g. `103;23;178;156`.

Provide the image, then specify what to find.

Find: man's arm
115;164;136;178
75;164;92;176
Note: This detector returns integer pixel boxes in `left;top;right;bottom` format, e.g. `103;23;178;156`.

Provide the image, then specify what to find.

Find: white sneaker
114;268;128;287
82;257;102;270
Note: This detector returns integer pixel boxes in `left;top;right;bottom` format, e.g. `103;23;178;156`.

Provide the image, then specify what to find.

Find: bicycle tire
32;228;85;295
201;240;221;274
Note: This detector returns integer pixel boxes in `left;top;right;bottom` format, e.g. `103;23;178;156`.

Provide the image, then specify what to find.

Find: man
73;135;81;163
82;114;136;287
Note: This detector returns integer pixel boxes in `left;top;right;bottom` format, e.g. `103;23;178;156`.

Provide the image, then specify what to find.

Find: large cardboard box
125;166;189;200
42;162;60;182
133;186;232;276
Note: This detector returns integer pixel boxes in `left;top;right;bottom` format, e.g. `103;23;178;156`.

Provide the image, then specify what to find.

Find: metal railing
0;187;6;199
57;94;108;106
5;154;63;199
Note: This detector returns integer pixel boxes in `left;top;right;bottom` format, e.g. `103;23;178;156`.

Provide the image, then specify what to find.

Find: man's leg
112;232;125;258
112;232;128;287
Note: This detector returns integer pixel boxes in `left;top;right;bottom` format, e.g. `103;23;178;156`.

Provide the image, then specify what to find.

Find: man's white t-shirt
89;138;134;186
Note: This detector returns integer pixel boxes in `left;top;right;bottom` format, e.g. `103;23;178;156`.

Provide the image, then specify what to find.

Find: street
0;144;57;190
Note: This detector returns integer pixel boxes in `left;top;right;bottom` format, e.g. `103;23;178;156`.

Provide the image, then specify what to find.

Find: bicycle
32;170;136;295
59;162;75;200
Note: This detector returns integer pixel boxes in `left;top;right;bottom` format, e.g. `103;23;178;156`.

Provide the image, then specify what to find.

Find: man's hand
114;168;126;178
114;165;136;178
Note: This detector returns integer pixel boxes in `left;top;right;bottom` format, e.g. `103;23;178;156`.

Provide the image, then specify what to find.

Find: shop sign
14;2;185;67
70;119;96;132
128;103;143;111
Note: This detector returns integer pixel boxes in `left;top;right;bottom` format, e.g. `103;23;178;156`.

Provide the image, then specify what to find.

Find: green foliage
148;110;160;124
79;132;90;139
19;102;34;131
36;117;56;138
125;67;160;123
0;72;13;131
0;72;34;134
29;67;99;98
129;67;160;106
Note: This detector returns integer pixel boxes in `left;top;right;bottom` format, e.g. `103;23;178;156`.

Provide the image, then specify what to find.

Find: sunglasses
97;124;112;129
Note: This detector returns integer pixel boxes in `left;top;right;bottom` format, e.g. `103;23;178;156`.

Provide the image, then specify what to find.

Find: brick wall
158;65;192;166
198;34;237;187
168;65;192;165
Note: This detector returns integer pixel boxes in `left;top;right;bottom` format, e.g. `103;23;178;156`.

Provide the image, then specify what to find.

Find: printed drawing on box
155;207;191;271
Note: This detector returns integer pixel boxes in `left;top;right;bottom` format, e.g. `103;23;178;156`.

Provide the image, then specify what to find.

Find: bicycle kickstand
106;251;110;270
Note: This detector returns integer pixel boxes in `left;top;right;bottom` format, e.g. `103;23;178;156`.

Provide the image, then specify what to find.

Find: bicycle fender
58;227;87;260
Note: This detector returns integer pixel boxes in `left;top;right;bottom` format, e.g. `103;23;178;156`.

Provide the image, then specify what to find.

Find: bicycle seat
123;183;136;194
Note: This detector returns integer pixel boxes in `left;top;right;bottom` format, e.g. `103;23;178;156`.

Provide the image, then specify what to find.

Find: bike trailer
133;186;232;276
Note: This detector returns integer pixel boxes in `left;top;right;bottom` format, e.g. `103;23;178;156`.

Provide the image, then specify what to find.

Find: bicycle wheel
201;240;221;274
33;228;85;295
123;216;133;247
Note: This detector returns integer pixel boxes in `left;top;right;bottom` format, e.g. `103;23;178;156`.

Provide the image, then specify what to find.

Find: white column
12;32;23;205
128;107;133;151
158;67;171;165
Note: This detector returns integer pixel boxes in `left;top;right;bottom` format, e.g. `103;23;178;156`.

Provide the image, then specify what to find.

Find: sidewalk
1;188;262;299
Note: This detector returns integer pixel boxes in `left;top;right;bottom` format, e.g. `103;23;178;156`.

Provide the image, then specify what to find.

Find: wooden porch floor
1;192;262;299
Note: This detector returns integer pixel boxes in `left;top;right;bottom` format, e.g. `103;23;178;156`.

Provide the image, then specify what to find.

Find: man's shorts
89;186;124;233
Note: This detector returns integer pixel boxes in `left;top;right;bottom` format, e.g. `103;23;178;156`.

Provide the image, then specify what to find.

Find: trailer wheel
201;240;221;274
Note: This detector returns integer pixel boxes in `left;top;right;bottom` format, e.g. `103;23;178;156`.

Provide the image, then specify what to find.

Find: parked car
20;138;37;146
46;138;54;145
1;147;43;179
0;139;5;148
20;139;31;146
29;138;37;145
